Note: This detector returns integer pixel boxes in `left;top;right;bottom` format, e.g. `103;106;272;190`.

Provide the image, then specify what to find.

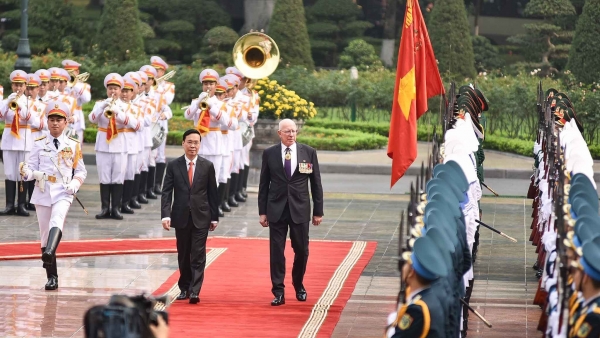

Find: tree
427;0;477;79
507;0;575;73
268;0;314;69
339;39;383;70
306;0;372;67
197;26;239;65
96;0;145;61
472;35;504;72
567;0;600;84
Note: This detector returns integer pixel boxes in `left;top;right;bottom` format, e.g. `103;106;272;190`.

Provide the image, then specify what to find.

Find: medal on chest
285;152;291;160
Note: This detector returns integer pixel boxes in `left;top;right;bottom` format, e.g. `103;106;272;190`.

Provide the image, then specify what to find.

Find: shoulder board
69;136;81;143
35;135;47;141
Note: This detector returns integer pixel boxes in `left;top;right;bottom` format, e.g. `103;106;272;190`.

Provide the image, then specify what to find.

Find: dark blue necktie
284;148;291;179
53;138;59;149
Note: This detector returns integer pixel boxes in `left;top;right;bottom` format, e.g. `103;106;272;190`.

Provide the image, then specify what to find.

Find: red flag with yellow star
387;0;444;188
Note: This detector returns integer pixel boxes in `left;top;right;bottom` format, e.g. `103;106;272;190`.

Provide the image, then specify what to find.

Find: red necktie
188;162;194;186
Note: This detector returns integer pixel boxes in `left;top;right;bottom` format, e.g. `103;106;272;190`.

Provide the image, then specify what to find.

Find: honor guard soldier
34;69;51;102
118;74;144;215
223;74;249;207
218;77;238;213
0;70;40;216
20;101;86;290
568;237;600;338
225;68;254;202
88;73;137;220
386;235;448;338
139;65;160;201
63;59;91;141
25;73;48;211
150;56;175;196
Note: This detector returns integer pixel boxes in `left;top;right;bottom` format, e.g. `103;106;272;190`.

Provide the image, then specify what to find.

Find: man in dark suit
161;129;219;304
258;119;324;306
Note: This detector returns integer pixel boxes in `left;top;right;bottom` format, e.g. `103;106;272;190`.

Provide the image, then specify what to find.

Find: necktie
188;161;194;186
284;148;292;179
53;138;59;149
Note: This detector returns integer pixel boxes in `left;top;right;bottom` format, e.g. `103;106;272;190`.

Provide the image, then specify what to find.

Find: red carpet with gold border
0;237;376;337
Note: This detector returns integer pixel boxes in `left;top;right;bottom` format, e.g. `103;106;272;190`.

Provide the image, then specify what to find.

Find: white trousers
156;140;166;163
136;151;144;174
141;147;151;171
125;153;137;181
96;152;126;184
150;148;157;167
242;140;251;166
76;130;84;143
37;199;71;247
219;154;232;183
4;150;29;181
201;154;222;187
232;149;242;174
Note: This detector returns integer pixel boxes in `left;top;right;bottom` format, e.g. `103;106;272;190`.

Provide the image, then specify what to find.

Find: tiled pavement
0;173;542;337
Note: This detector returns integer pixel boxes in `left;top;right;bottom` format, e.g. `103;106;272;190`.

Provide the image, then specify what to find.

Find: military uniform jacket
570;295;600;338
136;93;157;149
390;287;445;338
241;87;260;127
185;95;230;156
231;91;252;150
25;133;86;207
119;101;143;155
220;101;238;156
66;82;91;131
0;95;40;151
88;99;138;153
152;83;174;133
133;96;153;152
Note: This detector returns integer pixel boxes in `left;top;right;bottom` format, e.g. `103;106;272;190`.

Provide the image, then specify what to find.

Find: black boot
42;227;62;269
218;183;229;213
26;181;36;210
241;165;249;198
110;184;124;220
235;169;246;202
0;180;16;215
154;162;166;195
141;171;158;200
147;165;156;196
95;184;111;219
130;174;142;209
146;168;157;199
41;247;58;290
121;180;134;214
222;179;232;211
138;171;149;204
228;174;239;207
16;182;30;216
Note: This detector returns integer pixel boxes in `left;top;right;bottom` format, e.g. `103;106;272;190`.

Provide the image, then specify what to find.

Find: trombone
68;72;90;88
154;70;176;88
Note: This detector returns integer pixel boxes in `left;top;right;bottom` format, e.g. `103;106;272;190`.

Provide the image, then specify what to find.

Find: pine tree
96;0;144;61
268;0;315;69
427;0;477;79
567;0;600;84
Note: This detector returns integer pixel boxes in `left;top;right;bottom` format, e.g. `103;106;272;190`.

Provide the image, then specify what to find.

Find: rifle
554;134;570;335
443;82;456;137
397;210;406;305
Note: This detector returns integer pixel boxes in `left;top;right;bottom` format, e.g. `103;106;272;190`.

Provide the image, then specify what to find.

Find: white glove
19;162;29;178
198;92;209;101
32;170;45;181
65;179;81;195
7;92;17;101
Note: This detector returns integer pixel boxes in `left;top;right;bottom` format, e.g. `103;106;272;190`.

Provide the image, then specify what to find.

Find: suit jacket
161;155;219;229
258;143;324;224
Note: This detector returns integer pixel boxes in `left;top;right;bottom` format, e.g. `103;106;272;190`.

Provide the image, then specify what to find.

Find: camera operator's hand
150;315;169;338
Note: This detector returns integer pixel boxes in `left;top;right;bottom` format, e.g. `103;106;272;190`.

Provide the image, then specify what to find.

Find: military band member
140;64;161;201
136;67;158;205
25;73;48;211
88;73;137;220
150;56;175;196
34;69;51;102
47;68;77;126
129;71;153;209
118;75;144;214
63;60;91;141
219;77;238;213
0;70;40;216
239;75;259;198
20;101;86;290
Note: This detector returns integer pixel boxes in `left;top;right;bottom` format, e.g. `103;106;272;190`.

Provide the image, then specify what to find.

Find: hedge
305;119;389;137
297;126;388;151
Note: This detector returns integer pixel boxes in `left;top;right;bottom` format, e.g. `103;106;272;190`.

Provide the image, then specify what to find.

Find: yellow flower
275;109;281;116
269;80;277;86
259;106;264;111
293;112;298;117
253;85;262;90
266;95;272;99
258;90;264;95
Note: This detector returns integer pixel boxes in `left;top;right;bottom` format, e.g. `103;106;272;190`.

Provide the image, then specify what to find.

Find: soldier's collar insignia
399;314;413;330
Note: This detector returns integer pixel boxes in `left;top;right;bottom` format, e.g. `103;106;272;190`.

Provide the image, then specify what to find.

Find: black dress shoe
271;295;285;306
222;201;231;212
45;276;58;290
26;203;36;211
176;291;188;300
228;196;239;207
189;293;199;304
218;207;224;217
146;189;158;199
296;288;307;301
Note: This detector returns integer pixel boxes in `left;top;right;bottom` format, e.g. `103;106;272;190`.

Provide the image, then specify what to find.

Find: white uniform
133;95;153;172
240;87;259;166
231;91;250;173
219;100;238;183
29;99;48;141
152;81;174;163
0;94;40;181
66;82;91;141
23;133;86;246
88;99;137;184
120;102;143;181
185;94;230;185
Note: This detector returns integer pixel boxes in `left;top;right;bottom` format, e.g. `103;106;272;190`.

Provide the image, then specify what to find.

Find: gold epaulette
35;135;47;141
69;136;80;143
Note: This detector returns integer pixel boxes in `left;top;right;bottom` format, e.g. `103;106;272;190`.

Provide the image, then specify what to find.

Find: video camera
83;293;169;338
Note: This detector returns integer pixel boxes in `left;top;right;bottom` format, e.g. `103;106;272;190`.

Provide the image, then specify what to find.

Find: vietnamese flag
387;0;445;188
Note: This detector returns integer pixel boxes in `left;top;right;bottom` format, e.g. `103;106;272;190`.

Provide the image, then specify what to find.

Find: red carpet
0;237;376;337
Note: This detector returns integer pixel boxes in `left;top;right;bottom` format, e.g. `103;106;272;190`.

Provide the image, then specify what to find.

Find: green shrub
297;126;388;150
268;0;314;69
305;119;389;137
96;0;145;62
567;0;600;84
472;36;504;73
338;39;383;71
197;26;238;66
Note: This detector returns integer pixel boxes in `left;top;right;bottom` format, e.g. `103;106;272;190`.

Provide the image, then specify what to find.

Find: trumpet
103;95;118;119
9;93;23;111
154;70;176;88
181;93;210;111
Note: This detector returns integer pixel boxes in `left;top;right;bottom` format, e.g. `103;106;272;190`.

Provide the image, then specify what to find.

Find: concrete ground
0;160;547;337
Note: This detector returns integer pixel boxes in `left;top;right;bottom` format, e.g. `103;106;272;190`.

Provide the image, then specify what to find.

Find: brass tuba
233;32;280;79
